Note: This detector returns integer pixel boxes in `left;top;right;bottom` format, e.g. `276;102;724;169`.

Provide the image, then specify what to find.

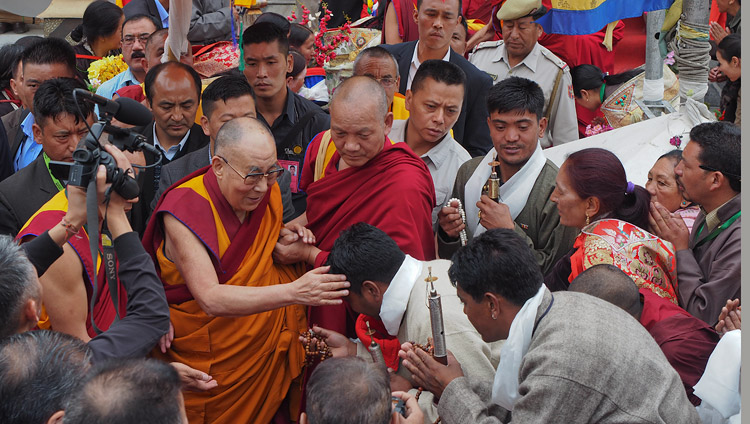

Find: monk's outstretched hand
282;223;316;245
439;200;465;239
398;342;464;400
293;266;350;306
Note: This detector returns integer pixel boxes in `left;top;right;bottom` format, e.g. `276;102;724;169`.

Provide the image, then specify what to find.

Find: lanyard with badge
694;211;741;248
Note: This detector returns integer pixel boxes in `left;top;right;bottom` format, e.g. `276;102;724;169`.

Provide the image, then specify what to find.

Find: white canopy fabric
545;98;716;187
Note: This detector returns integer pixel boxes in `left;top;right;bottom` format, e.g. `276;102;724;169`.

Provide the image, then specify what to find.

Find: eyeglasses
122;34;150;45
699;164;741;181
368;76;397;87
219;156;284;186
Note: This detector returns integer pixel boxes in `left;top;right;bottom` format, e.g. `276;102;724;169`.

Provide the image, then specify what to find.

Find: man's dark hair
144;61;202;104
486;76;545;120
417;0;463;15
202;75;255;119
411;59;466;94
0;236;37;339
33;78;94;127
448;228;542;305
689;121;741;192
0;330;92;424
242;21;290;57
289;23;314;49
63;358;183;424
123;13;161;31
327;223;405;294
306;357;391;424
569;264;641;318
353;46;399;75
20;37;76;75
253;12;292;35
0;44;24;89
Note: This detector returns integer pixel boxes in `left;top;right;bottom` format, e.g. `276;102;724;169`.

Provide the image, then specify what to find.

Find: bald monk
143;117;350;424
570;264;719;406
274;76;436;337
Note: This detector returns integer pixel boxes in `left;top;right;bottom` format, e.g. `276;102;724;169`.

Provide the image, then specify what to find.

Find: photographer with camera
0;77;95;237
16;140;169;350
302;357;424;424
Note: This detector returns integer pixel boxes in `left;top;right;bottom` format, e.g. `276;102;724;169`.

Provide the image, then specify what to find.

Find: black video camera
49;89;160;199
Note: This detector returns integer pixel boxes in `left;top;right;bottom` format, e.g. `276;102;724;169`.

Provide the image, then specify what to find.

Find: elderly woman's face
646;157;684;212
550;163;591;229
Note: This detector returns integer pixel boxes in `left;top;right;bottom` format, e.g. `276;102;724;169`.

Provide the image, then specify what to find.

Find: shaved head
214;116;274;157
330;76;389;119
569;264;642;319
212;117;279;216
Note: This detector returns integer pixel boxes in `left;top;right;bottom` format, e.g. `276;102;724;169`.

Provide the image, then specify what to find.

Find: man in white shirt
306;223;502;423
382;0;493;157
389;59;471;229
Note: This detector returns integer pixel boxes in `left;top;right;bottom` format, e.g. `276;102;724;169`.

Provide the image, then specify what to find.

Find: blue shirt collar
154;0;169;28
21;112;35;139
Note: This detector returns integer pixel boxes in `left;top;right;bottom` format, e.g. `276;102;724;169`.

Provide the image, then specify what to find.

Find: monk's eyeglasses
219;156;284;186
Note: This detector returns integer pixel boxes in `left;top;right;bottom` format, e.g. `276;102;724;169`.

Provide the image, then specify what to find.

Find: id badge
278;159;300;193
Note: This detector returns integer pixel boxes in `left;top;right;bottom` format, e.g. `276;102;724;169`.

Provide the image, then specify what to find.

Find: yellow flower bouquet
87;55;129;91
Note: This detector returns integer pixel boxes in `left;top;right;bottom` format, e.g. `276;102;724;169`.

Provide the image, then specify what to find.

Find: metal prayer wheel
426;268;448;365
487;171;500;202
366;321;387;369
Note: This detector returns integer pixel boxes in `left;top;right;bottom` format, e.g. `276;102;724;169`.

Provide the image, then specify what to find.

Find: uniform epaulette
539;46;568;70
471;39;504;55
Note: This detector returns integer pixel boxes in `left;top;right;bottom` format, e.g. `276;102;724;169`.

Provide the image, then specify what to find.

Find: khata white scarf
491;284;548;411
464;142;546;237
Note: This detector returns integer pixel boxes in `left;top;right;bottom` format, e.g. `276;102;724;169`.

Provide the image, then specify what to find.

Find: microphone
74;88;153;127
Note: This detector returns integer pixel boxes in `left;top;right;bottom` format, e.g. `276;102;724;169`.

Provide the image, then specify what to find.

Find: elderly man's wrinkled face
354;56;400;108
121;18;157;73
213;133;281;217
501;17;542;60
148;66;199;143
330;99;393;168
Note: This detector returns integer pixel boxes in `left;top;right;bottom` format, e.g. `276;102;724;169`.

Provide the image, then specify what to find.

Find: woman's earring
681;199;689;207
585;213;590;226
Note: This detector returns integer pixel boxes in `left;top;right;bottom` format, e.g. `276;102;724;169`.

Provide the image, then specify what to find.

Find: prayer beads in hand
301;329;333;366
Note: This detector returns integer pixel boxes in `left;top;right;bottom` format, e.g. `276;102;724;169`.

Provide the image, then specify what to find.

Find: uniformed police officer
468;0;579;148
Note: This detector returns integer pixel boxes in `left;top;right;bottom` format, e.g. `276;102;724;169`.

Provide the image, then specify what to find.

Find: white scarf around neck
491;284;548;411
465;142;546;237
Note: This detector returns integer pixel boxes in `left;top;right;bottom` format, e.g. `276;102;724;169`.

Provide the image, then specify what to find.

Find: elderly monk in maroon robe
143;117;350;423
570;264;719;406
274;76;436;338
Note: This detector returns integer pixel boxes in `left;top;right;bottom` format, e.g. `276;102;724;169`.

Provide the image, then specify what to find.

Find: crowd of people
0;0;742;422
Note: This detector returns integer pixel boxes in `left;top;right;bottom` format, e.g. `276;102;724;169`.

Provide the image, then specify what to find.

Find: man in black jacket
0;77;94;237
131;61;209;235
242;22;330;218
382;0;493;157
